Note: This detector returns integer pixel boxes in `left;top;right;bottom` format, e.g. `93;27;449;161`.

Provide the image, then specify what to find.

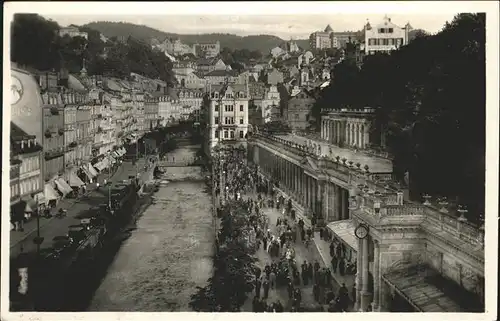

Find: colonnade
254;145;350;221
321;118;370;149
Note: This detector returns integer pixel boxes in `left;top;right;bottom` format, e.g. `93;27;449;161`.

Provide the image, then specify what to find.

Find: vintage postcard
2;2;498;321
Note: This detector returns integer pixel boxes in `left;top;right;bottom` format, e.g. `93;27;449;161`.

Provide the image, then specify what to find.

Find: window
215;105;219;112
383;39;389;46
239;118;244;124
295;113;299;120
230;131;235;138
378;28;385;33
224;131;228;138
215;130;219;138
215;117;219;124
388;28;393;33
240;104;244;111
239;131;244;138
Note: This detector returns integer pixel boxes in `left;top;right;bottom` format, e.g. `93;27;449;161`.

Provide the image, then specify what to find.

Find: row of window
378;28;394;34
20;156;40;174
19;176;41;196
214;117;245;125
213;92;247;99
215;104;245;112
367;38;403;46
214;130;245;139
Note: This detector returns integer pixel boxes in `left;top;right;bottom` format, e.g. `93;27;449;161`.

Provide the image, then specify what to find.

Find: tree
312;13;485;222
190;199;257;312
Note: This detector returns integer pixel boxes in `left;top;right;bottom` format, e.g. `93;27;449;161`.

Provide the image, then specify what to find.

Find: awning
55;178;72;195
34;192;46;206
69;171;85;187
108;156;116;164
326;219;358;252
80;165;94;181
382;265;467;312
22;196;36;212
112;151;120;158
88;163;98;177
101;158;110;169
93;161;103;171
44;183;59;202
120;147;126;155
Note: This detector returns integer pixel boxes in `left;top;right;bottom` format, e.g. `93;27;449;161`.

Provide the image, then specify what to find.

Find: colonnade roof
279;133;393;173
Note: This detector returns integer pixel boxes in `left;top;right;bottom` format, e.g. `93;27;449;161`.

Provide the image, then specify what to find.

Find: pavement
10;157;156;259
240;199;335;311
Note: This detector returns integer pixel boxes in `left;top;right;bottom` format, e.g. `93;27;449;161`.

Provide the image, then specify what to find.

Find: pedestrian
319;227;324;240
336;243;342;258
331;255;338;274
313;260;320;281
300;228;306;242
311;214;317;227
338;283;349;311
325;268;332;287
307;262;314;281
255;278;262;298
287;278;294;299
313;283;320;302
263;236;268;251
263;279;270;299
329;241;335;257
269;270;276;289
339;258;346;276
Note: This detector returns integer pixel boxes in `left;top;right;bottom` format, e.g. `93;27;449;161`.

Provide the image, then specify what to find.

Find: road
10;157;156;259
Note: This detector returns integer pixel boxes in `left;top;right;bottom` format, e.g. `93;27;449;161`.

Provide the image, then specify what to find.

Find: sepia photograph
2;2;498;320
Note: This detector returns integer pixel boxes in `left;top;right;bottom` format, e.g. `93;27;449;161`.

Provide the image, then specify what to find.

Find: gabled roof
324;24;333;32
11;122;35;141
211;83;247;96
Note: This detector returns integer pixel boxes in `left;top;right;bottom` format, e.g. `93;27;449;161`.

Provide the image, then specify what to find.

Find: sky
44;14;457;40
5;1;487;40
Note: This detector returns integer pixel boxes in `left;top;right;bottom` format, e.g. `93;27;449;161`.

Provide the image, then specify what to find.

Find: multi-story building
10;142;22;230
309;24;335;50
197;58;227;75
364;16;412;55
284;88;316;130
10;123;44;228
205;69;240;86
204;83;250;154
251;85;281;124
157;95;171;126
178;88;204;119
145;96;160;130
62;94;78;191
331;31;359;49
100;93;115;154
134;91;146;136
194;41;221;58
58;25;88;40
41;92;65;182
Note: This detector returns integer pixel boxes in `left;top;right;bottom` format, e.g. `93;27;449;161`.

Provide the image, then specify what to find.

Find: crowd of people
211;147;353;312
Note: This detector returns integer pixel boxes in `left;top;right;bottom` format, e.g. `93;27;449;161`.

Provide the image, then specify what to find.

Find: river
88;145;214;311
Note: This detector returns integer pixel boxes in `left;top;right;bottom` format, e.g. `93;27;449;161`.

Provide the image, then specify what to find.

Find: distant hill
83;21;310;53
82;21;426;54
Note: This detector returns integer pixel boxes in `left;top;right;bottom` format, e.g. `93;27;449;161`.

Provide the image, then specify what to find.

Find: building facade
145;97;160;130
41;95;65;182
194;41;221;58
248;112;484;312
11;123;44;227
284;88;316;130
58;25;88;39
204;84;250;154
332;31;359;49
309;25;335;50
364;16;412;55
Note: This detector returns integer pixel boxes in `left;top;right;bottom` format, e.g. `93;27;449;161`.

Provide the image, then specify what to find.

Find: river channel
88;145;214;311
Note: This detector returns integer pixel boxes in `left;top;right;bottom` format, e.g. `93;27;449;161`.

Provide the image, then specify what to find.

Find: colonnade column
372;240;380;311
354;237;363;311
341;189;348;220
360;237;371;311
321;120;325;140
302;173;307;207
322;181;329;220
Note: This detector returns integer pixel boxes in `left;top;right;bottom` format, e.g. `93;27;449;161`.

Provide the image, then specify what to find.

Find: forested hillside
11;14;175;85
83;21;309;53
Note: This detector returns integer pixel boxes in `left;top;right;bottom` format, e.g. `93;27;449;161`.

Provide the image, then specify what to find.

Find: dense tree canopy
311;13;485;221
11;14;175;85
190;199;257;312
220;47;263;65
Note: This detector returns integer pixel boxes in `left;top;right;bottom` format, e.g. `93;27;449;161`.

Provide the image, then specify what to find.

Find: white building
364;16;412;55
204;83;250;154
59;26;88;40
